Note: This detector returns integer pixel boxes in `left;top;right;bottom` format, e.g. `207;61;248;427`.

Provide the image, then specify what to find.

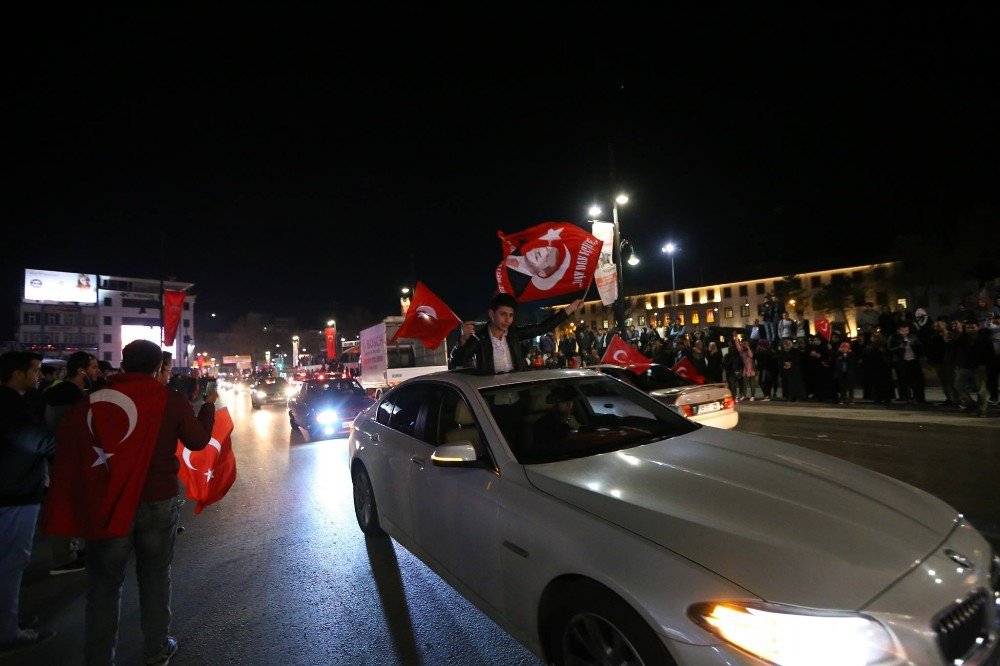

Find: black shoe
0;629;56;656
49;557;86;575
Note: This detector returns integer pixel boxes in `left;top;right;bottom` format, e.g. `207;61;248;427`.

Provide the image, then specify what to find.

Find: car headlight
284;387;295;397
316;410;338;425
255;390;266;399
689;601;902;666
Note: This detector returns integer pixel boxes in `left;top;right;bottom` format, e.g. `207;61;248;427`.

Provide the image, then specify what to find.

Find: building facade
554;262;903;338
19;269;196;368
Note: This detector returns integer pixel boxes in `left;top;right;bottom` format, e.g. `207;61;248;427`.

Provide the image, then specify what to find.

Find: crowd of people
1;343;217;664
522;295;1000;416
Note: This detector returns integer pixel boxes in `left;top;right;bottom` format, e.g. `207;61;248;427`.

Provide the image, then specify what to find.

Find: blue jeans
0;504;40;643
85;497;179;666
764;321;777;342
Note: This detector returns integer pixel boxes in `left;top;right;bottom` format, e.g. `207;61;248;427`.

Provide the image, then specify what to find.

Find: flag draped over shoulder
388;282;462;350
496;222;601;302
600;335;652;370
43;375;168;539
176;407;236;515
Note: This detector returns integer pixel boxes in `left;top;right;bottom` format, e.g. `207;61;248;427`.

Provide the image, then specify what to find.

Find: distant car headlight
316;410;338;425
255;390;266;399
689;601;901;666
284;387;295;397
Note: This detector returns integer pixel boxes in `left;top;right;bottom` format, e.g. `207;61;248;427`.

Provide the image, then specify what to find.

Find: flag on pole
496;222;601;302
388;282;462;350
600;334;652;369
815;315;832;341
163;290;185;345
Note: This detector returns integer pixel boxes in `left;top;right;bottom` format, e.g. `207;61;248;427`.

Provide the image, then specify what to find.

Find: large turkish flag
496;222;601;302
176;407;236;515
163;290;185;346
42;375;169;539
601;334;651;369
388;281;462;350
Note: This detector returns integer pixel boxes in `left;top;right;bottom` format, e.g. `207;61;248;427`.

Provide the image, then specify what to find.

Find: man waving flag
176;407;236;514
496;222;601;302
388;281;462;350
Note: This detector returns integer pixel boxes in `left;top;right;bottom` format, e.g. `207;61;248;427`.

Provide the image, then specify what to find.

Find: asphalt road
8;391;999;665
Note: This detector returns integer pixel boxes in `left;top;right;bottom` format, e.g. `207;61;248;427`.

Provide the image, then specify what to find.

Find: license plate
699;401;721;414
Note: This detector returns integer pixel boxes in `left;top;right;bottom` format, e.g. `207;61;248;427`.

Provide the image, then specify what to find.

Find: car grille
934;589;989;662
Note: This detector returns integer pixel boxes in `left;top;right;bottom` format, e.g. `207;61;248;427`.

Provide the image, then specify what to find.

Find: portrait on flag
496;222;601;302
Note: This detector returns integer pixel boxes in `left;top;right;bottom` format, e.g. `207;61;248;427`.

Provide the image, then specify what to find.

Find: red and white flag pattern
388;281;462;350
601;334;652;370
815;315;832;341
176;407;237;515
671;357;706;385
496;222;601;302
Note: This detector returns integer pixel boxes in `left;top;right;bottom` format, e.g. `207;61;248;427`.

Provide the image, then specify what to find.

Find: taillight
680;404;694;417
723;396;735;410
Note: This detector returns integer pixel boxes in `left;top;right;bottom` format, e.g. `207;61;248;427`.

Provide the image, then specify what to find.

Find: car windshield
307;379;364;395
479;375;698;464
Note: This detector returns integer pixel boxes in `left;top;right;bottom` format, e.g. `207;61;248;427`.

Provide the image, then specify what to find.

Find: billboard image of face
24;269;98;304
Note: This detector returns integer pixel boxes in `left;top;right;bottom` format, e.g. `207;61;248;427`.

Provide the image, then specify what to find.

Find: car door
407;384;505;614
290;383;309;423
362;384;433;540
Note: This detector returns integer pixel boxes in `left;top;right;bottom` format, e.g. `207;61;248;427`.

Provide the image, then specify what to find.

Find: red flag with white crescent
325;326;337;359
42;375;168;539
496;222;601;302
600;334;651;370
388;281;462;350
163;289;185;346
815;315;832;341
176;407;236;514
671;357;706;385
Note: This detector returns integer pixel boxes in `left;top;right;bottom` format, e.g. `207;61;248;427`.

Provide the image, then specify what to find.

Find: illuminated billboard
24;269;98;304
120;325;173;352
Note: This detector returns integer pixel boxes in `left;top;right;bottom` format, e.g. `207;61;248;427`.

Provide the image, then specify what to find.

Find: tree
772;275;806;312
812;274;864;326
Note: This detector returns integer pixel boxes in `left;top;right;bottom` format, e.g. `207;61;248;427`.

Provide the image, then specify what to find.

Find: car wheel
548;581;675;666
352;465;385;537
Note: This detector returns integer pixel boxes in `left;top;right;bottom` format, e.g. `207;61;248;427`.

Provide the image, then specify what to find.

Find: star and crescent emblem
182;438;223;483
86;389;139;469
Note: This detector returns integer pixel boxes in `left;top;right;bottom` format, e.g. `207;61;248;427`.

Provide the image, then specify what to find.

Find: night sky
4;6;997;337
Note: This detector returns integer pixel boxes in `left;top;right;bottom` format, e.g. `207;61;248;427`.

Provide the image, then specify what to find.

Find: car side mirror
431;441;481;467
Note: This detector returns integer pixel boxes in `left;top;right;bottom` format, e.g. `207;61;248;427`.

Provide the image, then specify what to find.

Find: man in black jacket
953;321;995;417
451;293;583;375
0;352;56;654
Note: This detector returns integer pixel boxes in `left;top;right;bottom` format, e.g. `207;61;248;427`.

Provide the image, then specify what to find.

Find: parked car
594;363;737;429
288;377;373;438
349;368;998;666
250;376;292;409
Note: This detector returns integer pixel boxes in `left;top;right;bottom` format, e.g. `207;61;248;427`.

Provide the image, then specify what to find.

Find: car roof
409;368;598;391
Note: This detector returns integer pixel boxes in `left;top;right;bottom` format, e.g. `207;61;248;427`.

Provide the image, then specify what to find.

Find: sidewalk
735;387;1000;427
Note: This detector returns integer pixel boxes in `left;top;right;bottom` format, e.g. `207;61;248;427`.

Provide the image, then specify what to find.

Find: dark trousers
988;356;999;402
900;359;925;402
85;497;180;666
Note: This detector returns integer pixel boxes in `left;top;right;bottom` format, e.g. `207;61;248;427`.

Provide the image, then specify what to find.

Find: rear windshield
632;364;690;390
480;376;698;464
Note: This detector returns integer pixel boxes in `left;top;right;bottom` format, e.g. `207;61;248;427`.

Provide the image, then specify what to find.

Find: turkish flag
388;282;462;350
601;334;651;370
176;407;236;515
816;316;832;341
671;357;706;385
163;290;185;346
496;222;601;302
325;326;337;359
42;375;169;539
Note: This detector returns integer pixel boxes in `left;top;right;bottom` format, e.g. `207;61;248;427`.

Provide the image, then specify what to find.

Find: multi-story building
553;262;903;338
18;268;196;368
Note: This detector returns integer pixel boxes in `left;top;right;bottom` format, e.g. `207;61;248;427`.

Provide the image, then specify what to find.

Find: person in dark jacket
0;352;56;653
754;340;778;400
778;338;806;401
705;341;724;384
888;323;925;403
451;293;582;375
832;342;860;404
953;321;994;416
865;334;895;405
925;320;956;405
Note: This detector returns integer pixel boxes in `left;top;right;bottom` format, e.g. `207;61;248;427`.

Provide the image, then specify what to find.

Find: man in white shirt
451;294;583;375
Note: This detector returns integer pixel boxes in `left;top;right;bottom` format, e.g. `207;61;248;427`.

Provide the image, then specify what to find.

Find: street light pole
661;243;678;327
612;194;629;333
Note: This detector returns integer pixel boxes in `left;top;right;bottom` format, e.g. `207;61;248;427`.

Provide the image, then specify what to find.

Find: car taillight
680;404;694;417
723;396;735;410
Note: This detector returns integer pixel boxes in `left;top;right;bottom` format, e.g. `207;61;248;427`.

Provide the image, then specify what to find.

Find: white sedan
348;369;999;666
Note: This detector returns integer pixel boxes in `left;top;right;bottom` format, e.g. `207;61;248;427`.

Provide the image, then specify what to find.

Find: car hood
523;426;957;609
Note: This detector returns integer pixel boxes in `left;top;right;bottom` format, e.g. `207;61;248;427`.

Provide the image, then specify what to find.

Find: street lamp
661;243;679;326
326;319;335;327
612;193;630;331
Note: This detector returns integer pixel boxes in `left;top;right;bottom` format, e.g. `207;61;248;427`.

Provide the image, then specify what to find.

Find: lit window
706;309;715;323
691;312;700;325
724;307;733;319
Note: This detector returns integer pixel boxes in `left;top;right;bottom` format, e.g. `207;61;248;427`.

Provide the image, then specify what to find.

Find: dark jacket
450;309;569;375
1;385;56;506
956;330;995;370
43;380;87;433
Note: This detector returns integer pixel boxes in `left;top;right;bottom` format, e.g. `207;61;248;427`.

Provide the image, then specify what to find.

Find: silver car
349;369;999;666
